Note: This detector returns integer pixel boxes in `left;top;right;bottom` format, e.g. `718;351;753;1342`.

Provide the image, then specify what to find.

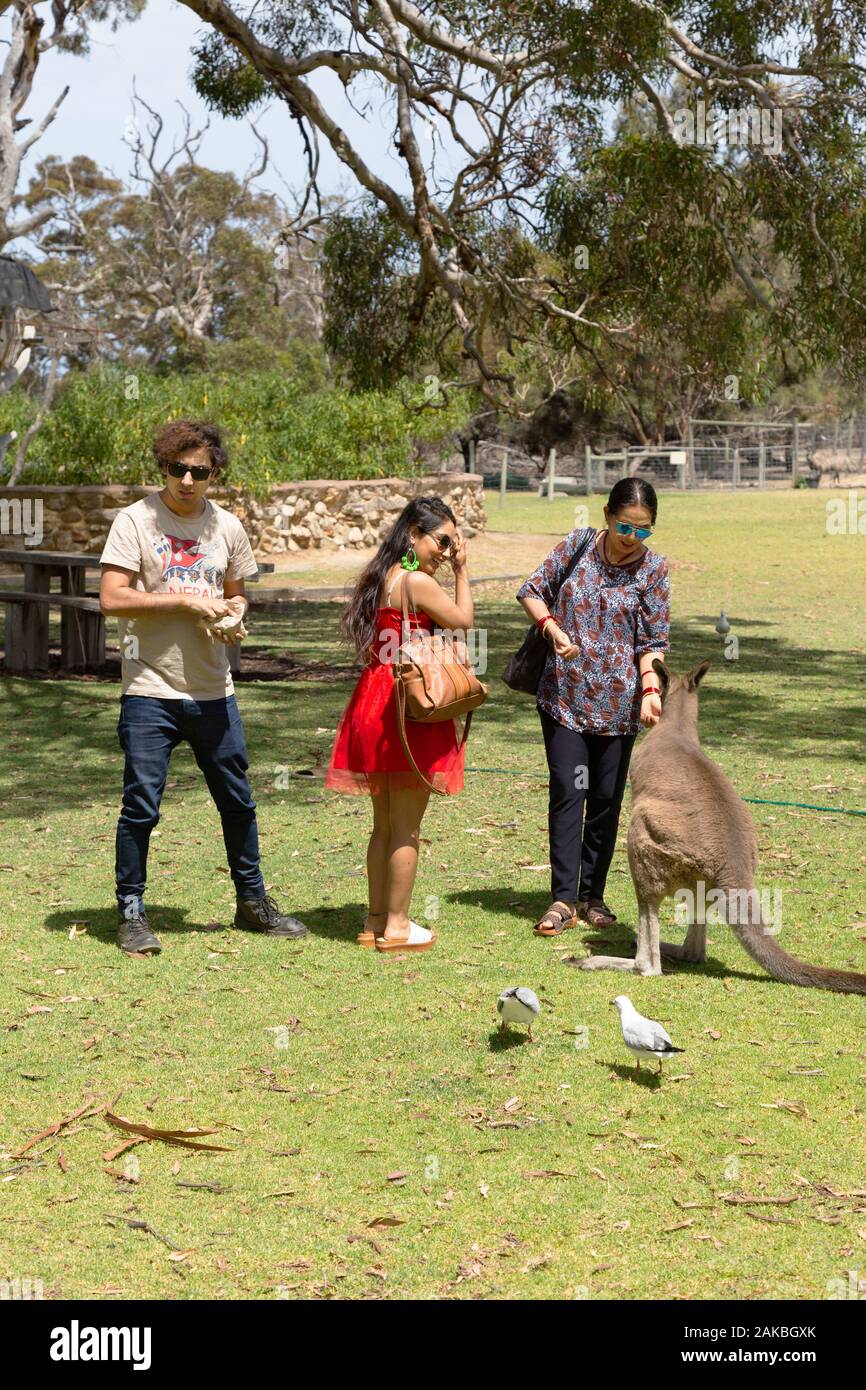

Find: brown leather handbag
392;571;488;794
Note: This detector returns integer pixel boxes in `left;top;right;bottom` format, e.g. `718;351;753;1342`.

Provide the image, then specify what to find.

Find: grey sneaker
117;909;162;955
234;895;308;938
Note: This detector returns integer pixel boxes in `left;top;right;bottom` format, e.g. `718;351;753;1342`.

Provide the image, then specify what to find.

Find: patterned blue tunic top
515;527;671;735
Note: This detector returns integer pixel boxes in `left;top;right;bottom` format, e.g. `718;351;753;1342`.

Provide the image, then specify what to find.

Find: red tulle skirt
325;608;466;797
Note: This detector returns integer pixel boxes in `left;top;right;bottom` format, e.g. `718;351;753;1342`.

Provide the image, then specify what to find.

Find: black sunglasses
166;461;212;481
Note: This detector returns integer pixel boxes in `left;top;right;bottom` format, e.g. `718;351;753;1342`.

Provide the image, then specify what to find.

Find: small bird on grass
612;995;684;1076
497;987;541;1041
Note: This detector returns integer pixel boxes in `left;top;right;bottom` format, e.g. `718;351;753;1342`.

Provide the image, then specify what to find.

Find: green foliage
0;367;473;493
321;205;458;392
191;2;340;115
191;32;268;117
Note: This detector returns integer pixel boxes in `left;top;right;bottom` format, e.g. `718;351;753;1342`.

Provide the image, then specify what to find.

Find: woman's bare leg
383;779;431;940
365;782;391;931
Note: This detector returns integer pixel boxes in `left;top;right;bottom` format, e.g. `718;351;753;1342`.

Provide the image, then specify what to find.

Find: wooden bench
227;564;274;675
0;590;105;673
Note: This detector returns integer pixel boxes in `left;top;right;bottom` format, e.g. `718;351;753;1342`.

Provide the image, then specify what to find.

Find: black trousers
538;707;635;905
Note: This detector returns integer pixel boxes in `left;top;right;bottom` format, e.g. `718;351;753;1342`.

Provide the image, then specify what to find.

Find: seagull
715;610;731;636
497;987;541;1041
611;995;684;1075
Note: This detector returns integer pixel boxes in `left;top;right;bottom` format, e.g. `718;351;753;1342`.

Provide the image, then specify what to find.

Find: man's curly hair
152;420;229;478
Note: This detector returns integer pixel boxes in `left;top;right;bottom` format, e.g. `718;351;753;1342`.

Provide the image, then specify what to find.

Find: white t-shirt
100;493;258;700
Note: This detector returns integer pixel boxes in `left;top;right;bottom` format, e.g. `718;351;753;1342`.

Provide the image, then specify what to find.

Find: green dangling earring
400;544;420;571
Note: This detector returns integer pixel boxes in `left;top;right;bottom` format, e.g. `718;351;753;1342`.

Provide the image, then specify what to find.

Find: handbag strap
394;675;472;796
553;527;596;602
399;569;418;625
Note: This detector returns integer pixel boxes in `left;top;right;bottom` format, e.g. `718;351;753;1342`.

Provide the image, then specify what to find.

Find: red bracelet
536;615;554;631
641;686;660;696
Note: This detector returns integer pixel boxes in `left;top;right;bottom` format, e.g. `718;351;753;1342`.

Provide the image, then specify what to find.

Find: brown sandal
577;899;618;928
357;916;387;947
533;900;578;936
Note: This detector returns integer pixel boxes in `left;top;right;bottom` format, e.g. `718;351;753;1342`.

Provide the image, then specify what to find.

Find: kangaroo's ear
687;660;712;689
651;657;669;692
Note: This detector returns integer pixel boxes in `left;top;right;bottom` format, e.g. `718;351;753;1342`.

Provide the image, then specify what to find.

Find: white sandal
374;920;437;953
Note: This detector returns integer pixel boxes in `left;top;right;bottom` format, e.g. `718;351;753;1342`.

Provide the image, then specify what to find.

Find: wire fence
471;418;866;495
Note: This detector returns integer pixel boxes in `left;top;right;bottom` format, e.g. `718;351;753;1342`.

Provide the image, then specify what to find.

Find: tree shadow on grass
445;885;782;986
4;601;865;820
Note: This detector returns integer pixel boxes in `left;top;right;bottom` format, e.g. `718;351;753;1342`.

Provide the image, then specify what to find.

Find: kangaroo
567;659;866;994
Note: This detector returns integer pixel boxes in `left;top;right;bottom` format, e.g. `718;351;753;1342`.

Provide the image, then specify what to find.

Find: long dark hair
607;476;658;523
341;495;457;660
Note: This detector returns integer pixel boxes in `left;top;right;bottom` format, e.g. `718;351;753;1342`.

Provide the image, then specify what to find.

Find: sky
21;0;408;214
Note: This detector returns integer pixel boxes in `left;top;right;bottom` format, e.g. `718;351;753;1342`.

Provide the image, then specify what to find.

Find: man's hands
183;594;248;644
184;595;232;623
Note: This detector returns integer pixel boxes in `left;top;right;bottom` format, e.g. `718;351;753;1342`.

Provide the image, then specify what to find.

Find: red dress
325;607;466;797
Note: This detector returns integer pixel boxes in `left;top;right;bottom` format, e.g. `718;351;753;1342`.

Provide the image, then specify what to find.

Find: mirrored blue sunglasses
615;521;653;540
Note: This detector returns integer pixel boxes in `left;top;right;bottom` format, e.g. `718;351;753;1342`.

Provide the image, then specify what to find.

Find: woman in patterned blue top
516;478;670;937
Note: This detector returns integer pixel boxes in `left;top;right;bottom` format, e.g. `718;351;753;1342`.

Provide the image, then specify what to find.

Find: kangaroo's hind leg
661;897;707;963
634;897;662;976
571;896;662;975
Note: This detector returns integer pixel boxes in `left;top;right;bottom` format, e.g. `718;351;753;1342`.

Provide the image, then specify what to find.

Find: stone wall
0;474;486;559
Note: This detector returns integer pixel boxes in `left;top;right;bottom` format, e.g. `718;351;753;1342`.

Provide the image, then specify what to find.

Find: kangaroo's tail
725;890;866;995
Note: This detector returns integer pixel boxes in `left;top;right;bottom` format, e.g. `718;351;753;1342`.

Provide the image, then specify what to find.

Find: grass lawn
1;487;865;1301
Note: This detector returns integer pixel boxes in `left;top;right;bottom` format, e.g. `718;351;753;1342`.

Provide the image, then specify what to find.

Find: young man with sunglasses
100;419;308;955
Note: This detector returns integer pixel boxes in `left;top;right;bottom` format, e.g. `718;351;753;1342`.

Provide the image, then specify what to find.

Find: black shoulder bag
501;528;596;694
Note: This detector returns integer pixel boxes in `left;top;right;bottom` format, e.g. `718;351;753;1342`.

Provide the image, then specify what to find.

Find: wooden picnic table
0;549;103;673
0;549;276;676
227;562;274;674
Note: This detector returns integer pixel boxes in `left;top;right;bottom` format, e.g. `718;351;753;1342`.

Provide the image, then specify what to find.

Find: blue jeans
115;694;265;913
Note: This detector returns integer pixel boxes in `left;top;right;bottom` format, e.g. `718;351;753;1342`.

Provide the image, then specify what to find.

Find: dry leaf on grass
12;1093;118;1157
720;1193;803;1206
104;1112;233;1152
348;1234;383;1255
366;1216;404;1230
759;1099;811;1118
102;1137;146;1163
103;1165;139;1184
745;1210;794;1225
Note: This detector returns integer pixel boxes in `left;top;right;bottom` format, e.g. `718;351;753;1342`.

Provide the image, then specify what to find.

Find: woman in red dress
325;497;473;952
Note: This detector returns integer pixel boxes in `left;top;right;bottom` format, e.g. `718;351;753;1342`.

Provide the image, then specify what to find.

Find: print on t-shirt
154;534;225;595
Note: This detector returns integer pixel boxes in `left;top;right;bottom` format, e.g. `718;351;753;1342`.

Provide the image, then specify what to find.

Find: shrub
0;367;474;495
